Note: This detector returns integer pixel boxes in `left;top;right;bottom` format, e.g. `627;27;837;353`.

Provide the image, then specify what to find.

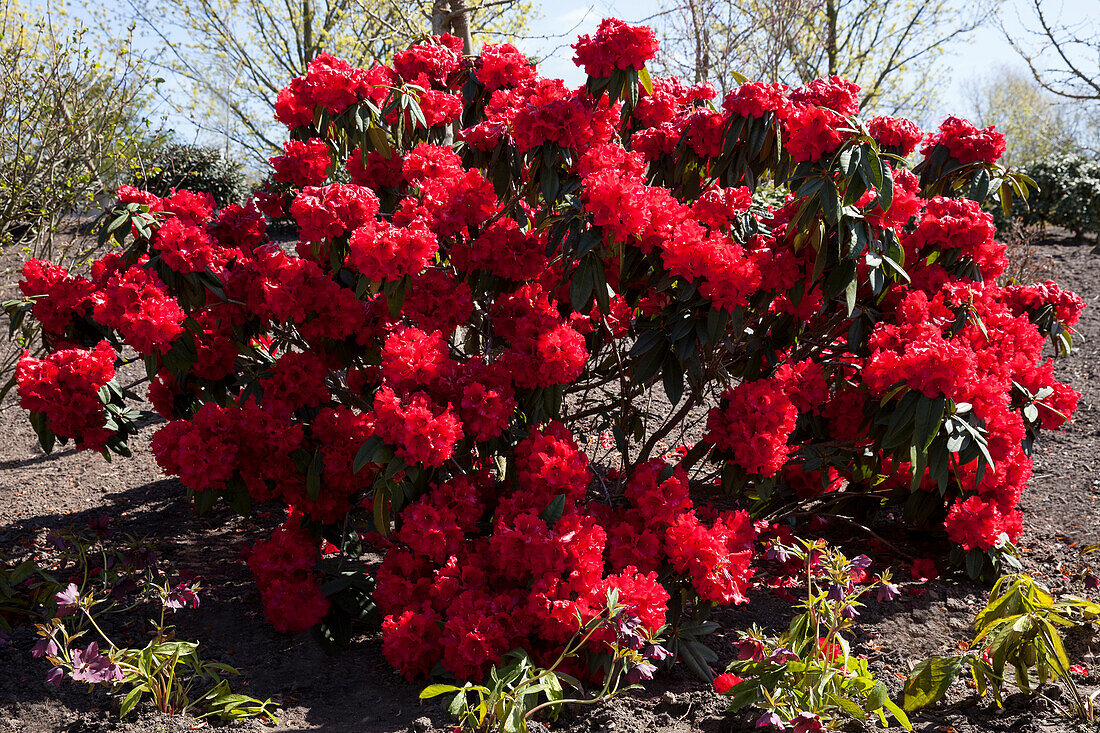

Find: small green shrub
903;573;1100;719
717;539;911;731
996;153;1100;241
129;143;249;208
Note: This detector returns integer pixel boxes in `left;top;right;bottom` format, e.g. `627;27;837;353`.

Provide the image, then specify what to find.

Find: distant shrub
129;144;249;208
998;153;1100;241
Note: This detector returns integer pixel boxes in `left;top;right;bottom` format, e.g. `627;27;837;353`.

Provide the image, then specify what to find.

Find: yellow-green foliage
970;68;1076;167
0;0;160;261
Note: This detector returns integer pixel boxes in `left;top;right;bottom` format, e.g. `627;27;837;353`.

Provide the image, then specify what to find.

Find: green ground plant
904;573;1100;719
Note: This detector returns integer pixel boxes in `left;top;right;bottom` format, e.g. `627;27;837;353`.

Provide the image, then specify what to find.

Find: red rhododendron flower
713;672;743;694
868;115;923;156
290;183;379;243
513;421;590;510
393;35;463;85
274;76;313;128
906;196;1004;281
572;18;658;78
154;217;220;273
347;147;405;189
16;340;116;450
922;116;1007;165
347;215;437;281
93;267;185;355
944;495;1006;551
210;202;267;250
817;637;843;660
478;43;537;90
784;104;846;162
271;138;331;186
402;268;474;336
723;82;790;119
486;78;619;154
371;387;463;467
383;607;444;680
19;259;96;335
625;460;692;527
381;327;454;393
790;76;861;116
706;378;798;476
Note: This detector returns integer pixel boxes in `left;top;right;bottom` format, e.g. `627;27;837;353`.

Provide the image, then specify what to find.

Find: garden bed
1;232;1098;733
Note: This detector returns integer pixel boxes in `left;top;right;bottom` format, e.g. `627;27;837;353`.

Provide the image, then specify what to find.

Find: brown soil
2;234;1100;733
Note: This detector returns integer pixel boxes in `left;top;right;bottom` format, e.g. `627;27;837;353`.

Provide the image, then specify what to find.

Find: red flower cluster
478;77;619;154
291;183;380;244
906;196;1004;280
375;437;753;681
789;76;861;116
922;116;1007;165
868;116;923;156
784;105;847;163
393;35;464;86
275;53;392;123
17;341;116;450
19;260;96;336
723;82;790;119
477;43;537;91
95;266;186;354
706;377;799;476
248;516;331;633
271;139;331;186
572;18;658;77
944;495;1019;551
371;386;463;468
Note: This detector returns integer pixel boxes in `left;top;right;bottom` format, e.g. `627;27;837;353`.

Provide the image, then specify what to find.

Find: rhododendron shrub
5;20;1082;683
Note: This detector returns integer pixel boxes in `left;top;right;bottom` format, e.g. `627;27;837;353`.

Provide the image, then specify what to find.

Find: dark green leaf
915;396;947;451
540;494;566;527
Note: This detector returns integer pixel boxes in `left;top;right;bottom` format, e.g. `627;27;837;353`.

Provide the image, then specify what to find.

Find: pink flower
54;584;80;616
165;580;200;610
31;638;59;658
70;642;124;683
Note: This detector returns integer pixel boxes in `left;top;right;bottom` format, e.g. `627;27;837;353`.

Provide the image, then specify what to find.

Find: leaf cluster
904;573;1100;718
421;592;663;732
722;539;911;730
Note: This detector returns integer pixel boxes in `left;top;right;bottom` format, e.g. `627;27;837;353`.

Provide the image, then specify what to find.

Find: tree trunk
451;0;474;55
431;0;451;36
303;0;315;64
688;0;710;85
826;0;837;76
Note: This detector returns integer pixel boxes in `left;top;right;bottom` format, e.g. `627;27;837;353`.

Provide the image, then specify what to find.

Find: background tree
654;0;999;116
0;0;162;261
1004;0;1100;153
966;66;1077;166
654;0;810;86
125;0;533;165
